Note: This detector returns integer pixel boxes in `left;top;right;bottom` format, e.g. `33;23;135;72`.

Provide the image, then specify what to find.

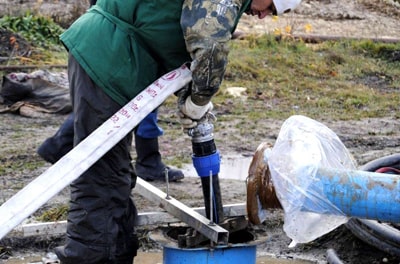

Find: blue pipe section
163;244;256;264
314;167;400;223
192;151;220;177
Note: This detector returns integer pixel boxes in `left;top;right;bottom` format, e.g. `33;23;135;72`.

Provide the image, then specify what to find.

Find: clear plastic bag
266;115;357;247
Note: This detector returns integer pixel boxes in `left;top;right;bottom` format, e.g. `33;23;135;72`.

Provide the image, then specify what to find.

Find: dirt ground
0;0;400;263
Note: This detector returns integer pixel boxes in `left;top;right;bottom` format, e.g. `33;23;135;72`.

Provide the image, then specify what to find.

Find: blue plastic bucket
163;243;257;264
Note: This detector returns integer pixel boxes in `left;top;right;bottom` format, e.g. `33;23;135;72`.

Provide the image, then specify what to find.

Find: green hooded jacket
61;0;251;106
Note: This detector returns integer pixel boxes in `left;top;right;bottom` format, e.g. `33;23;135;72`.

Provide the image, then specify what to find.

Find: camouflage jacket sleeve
181;0;244;105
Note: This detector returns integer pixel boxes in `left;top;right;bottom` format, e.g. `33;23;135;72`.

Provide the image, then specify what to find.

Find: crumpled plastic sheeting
266;115;357;247
0;70;71;117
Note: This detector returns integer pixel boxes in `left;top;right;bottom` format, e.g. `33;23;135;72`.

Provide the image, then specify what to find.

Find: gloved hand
176;111;198;131
180;95;213;120
178;96;213;130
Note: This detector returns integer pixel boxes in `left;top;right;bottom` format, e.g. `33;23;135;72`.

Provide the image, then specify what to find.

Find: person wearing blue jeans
37;111;184;182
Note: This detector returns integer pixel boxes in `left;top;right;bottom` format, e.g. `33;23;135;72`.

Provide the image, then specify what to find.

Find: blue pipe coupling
192;151;220;177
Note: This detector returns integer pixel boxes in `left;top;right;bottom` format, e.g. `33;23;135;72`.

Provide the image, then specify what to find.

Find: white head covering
273;0;302;14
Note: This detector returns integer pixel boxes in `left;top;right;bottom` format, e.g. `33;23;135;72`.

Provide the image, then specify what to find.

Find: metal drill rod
209;170;215;226
209;170;215;248
165;168;170;200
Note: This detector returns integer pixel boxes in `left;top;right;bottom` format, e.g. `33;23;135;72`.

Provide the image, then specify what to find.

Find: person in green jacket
37;0;184;183
54;0;302;263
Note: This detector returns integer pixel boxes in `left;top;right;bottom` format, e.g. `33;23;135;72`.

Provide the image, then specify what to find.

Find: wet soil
0;112;399;264
0;0;400;263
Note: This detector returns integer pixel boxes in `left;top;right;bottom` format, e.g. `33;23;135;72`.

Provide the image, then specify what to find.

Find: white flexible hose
0;65;192;239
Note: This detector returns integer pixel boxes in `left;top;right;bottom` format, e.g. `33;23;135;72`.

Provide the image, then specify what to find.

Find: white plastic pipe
0;65;192;239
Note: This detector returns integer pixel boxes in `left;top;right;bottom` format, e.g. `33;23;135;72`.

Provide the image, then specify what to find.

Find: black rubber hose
345;153;400;256
359;153;400;171
354;218;400;245
326;248;345;264
346;219;400;256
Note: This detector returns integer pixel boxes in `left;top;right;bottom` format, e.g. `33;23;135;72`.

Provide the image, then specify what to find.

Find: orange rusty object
246;142;282;225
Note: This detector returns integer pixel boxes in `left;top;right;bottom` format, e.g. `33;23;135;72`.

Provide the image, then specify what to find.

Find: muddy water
182;154;252;180
2;251;313;264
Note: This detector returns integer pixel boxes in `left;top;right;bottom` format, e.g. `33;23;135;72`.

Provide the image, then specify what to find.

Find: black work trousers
56;54;138;264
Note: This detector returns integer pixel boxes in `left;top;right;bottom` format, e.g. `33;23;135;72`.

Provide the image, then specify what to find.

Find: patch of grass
1;23;398;122
1;31;399;174
0;12;67;67
36;204;69;222
220;35;400;121
0;11;64;47
0;156;45;181
2;31;396;168
163;152;192;169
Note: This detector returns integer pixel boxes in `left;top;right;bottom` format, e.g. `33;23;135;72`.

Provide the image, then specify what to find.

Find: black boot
37;114;74;164
135;135;184;182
